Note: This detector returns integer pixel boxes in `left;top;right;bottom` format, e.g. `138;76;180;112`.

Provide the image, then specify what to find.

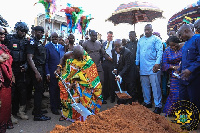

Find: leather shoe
143;103;152;108
153;107;162;114
34;114;51;121
32;110;48;115
52;109;60;115
102;100;107;104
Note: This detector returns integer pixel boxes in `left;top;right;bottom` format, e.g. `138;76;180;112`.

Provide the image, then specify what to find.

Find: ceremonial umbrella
106;1;164;30
0;15;8;27
168;0;200;31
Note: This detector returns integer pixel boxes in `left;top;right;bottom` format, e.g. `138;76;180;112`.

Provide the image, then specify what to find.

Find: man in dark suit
125;31;143;104
45;32;61;115
102;31;116;103
112;39;137;104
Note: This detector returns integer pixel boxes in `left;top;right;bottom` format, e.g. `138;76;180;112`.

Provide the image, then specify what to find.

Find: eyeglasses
0;32;5;35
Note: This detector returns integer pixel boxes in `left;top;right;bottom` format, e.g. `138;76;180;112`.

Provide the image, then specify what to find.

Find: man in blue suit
45;32;61;115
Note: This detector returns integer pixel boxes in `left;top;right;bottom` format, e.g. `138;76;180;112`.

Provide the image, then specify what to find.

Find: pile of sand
50;103;187;133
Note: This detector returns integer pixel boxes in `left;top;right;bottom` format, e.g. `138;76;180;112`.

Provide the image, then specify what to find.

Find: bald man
45;32;61;115
194;19;200;34
56;45;103;121
112;39;137;104
136;24;163;114
177;24;200;114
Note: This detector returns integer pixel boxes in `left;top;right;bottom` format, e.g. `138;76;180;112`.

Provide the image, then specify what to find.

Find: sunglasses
0;32;5;35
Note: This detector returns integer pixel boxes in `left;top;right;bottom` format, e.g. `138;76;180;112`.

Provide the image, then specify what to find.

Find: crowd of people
0;18;200;132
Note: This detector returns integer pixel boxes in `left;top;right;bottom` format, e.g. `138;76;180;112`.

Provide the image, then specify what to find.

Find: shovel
113;73;132;99
55;72;93;118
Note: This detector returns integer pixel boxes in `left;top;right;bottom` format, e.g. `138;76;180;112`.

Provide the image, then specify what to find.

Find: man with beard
82;30;112;104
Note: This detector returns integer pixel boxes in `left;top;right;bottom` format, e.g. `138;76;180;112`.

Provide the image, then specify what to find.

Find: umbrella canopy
0;15;8;27
168;0;200;31
106;1;164;29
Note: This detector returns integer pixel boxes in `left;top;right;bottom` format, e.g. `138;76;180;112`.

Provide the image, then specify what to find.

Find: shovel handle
112;72;123;93
116;80;123;93
55;72;77;104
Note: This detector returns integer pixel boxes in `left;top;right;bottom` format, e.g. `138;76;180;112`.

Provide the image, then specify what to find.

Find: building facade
34;14;68;38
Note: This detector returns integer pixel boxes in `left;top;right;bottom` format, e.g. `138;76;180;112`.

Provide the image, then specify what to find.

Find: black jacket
112;47;137;83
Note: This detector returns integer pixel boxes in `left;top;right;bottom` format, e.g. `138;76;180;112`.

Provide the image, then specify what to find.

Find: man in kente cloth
55;45;103;122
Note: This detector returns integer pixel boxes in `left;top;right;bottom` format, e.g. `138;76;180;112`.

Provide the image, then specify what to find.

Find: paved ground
6;92;117;133
6;92;200;133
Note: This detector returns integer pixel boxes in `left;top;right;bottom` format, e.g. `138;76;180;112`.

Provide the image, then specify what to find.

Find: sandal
59;116;65;121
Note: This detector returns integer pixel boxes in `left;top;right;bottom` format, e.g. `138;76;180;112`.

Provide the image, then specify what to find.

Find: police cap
34;26;44;33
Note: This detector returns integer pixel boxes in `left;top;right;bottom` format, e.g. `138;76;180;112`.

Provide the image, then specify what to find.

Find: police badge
30;39;34;45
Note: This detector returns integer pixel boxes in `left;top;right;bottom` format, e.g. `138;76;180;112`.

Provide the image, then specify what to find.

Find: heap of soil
50;103;187;133
116;92;132;99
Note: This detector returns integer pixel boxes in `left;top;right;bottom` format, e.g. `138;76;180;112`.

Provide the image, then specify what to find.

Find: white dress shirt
105;41;113;58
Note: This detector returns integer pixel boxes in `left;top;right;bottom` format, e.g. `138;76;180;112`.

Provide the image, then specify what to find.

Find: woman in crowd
162;36;183;116
0;27;14;133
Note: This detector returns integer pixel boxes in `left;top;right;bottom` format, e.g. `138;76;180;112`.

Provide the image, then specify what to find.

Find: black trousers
49;75;60;111
12;72;27;115
26;69;33;101
102;60;116;100
31;66;45;116
135;70;144;104
179;75;200;111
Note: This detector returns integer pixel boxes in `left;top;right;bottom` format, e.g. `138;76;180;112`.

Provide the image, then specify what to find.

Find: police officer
27;26;51;121
5;22;29;120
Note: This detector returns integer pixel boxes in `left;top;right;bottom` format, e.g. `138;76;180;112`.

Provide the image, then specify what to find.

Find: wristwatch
173;66;175;69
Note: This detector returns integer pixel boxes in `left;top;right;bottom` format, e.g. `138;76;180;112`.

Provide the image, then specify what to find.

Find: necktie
106;41;110;50
55;44;59;52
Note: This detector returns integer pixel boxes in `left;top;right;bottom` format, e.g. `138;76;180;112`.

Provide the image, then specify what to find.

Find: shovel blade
115;91;132;99
71;103;93;118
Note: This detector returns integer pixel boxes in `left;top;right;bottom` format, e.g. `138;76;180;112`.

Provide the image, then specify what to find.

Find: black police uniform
26;37;46;116
5;34;28;115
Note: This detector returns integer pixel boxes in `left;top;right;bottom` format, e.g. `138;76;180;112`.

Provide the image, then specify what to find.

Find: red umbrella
106;1;164;30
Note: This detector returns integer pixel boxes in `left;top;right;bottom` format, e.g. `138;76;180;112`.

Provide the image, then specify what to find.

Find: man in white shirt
102;31;116;103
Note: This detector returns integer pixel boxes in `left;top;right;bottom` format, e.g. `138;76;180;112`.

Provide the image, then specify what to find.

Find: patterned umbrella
168;0;200;31
106;1;164;30
0;15;8;27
